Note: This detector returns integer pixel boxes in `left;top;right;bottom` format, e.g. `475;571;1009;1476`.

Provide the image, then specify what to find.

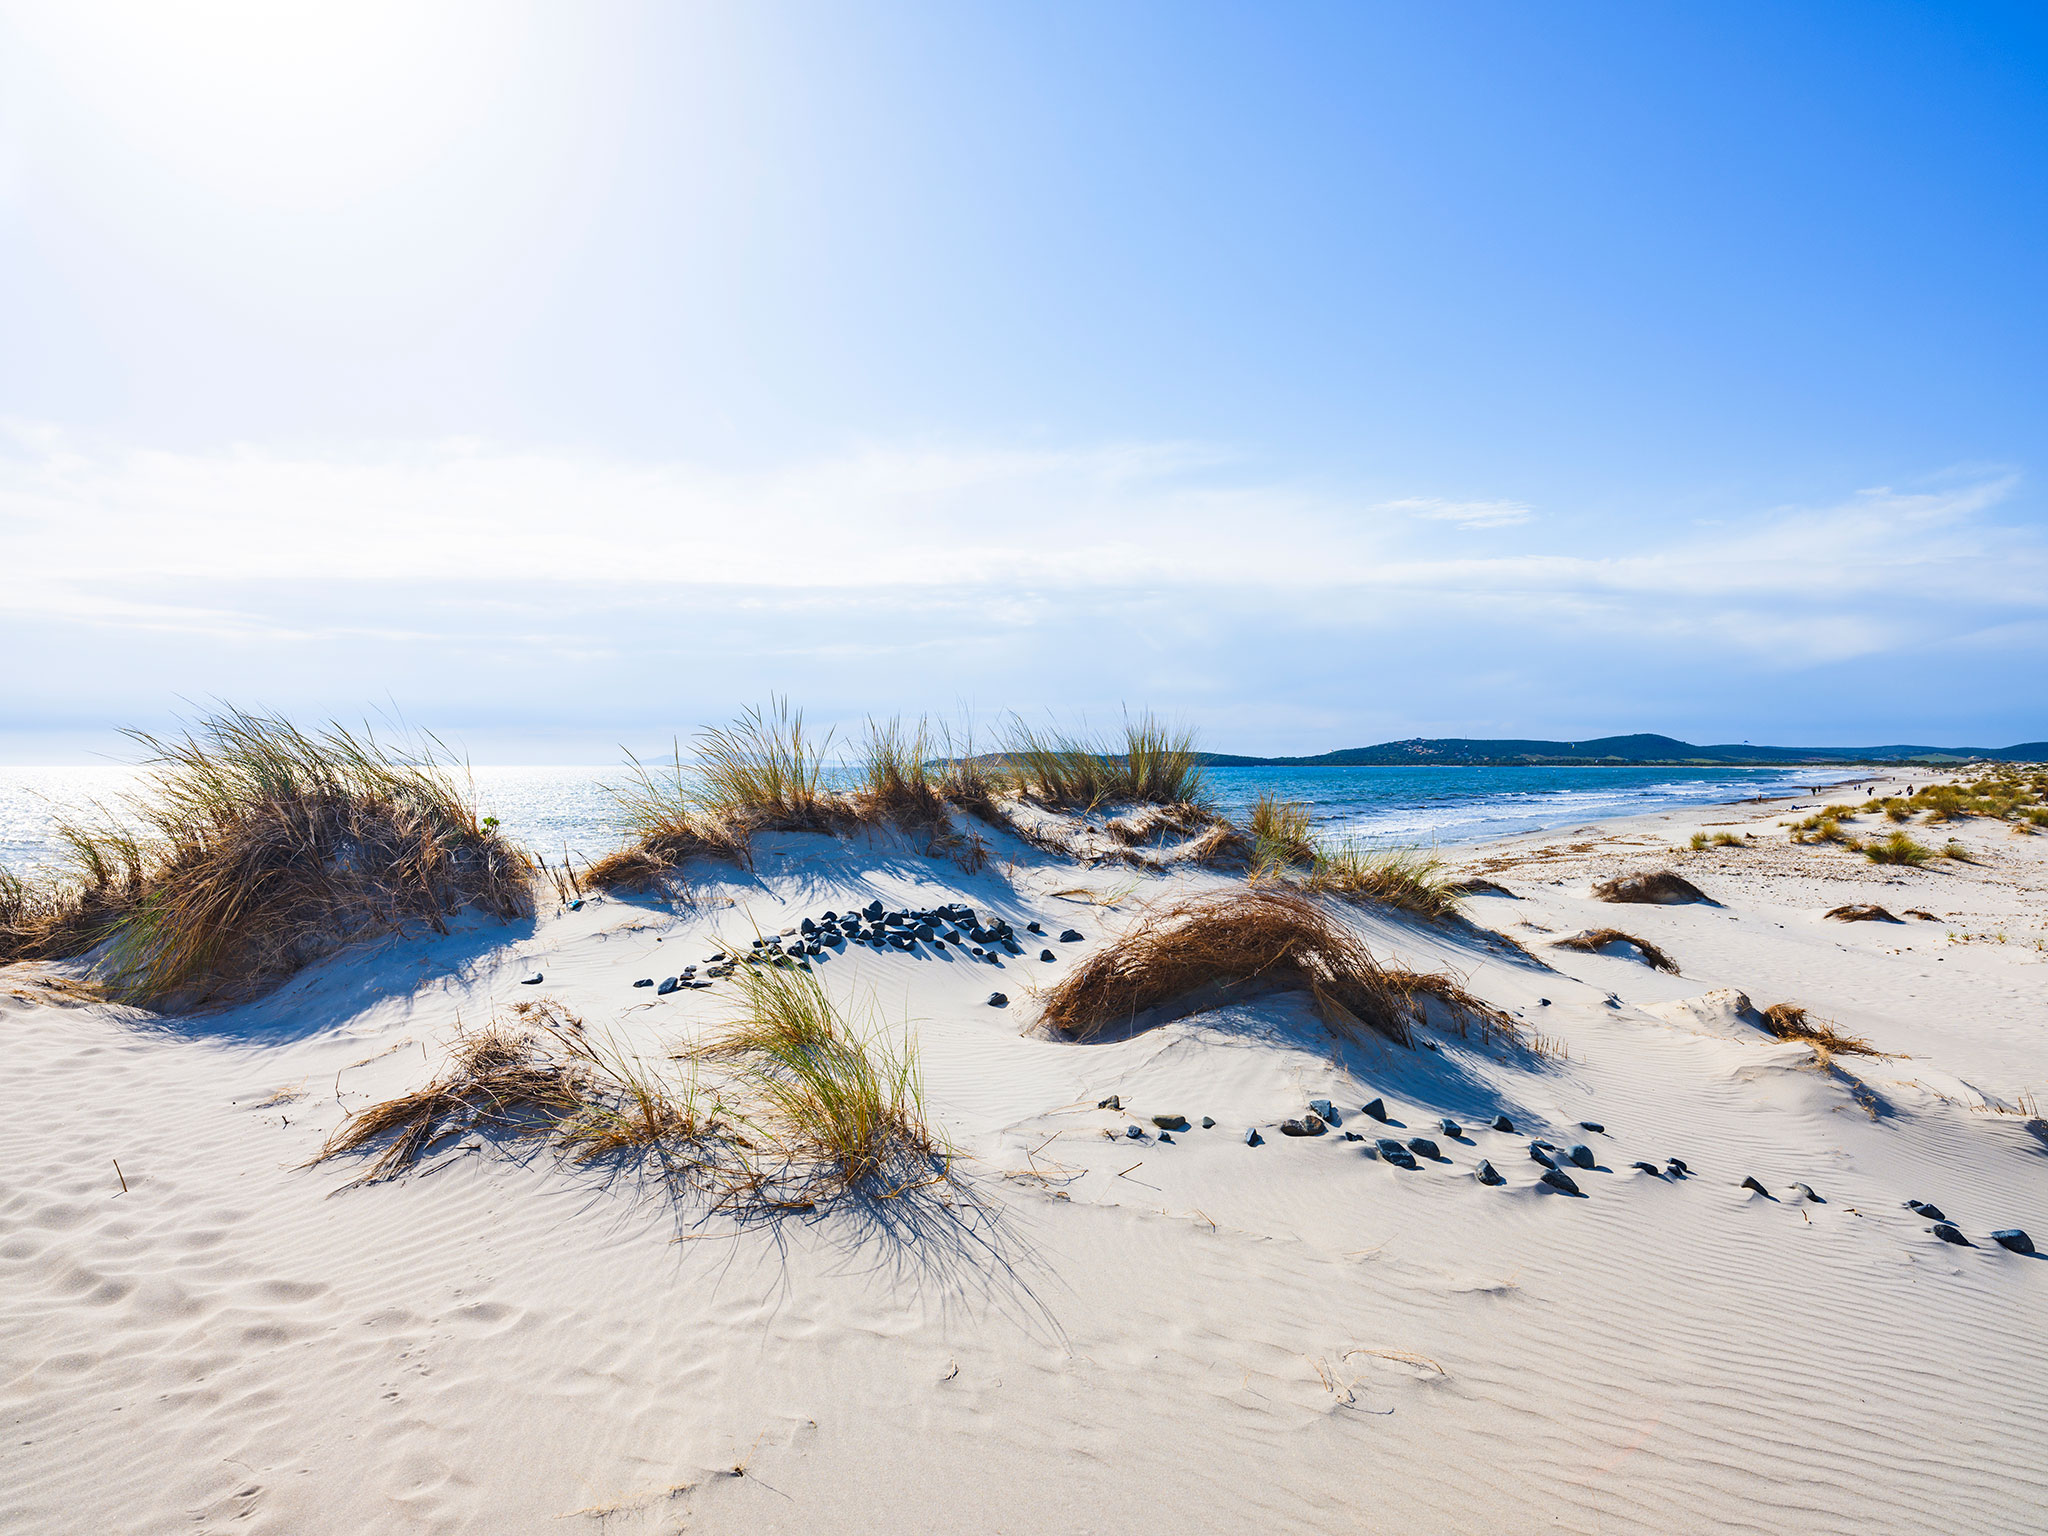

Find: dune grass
695;697;843;832
1248;793;1316;877
1004;714;1207;810
1036;887;1514;1048
1689;831;1746;850
1305;841;1463;920
1551;927;1679;974
711;963;939;1197
1592;869;1711;905
1760;1002;1883;1061
1865;831;1934;866
20;710;530;1006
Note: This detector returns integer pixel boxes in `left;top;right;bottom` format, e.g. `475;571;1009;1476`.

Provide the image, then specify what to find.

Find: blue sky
2;1;2044;760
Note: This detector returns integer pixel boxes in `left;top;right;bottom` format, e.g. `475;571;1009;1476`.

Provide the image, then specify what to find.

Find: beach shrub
1004;713;1207;809
1248;793;1316;876
1306;841;1463;920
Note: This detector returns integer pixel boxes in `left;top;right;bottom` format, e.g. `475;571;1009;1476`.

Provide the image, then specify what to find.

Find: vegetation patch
1592;869;1712;905
1759;1002;1884;1062
1551;927;1680;974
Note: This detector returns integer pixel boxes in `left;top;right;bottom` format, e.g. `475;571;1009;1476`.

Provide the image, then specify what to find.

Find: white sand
6;780;2047;1534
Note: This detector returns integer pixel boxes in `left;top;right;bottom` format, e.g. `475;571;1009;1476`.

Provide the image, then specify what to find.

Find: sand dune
5;779;2046;1534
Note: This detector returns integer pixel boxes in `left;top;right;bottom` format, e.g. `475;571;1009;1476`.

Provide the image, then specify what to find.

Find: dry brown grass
1591;869;1712;905
1759;1002;1885;1060
1036;887;1516;1049
20;710;531;1006
1550;927;1679;974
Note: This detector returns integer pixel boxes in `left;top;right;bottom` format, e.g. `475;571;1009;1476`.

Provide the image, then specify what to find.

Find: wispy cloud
1;427;2040;750
1382;496;1535;529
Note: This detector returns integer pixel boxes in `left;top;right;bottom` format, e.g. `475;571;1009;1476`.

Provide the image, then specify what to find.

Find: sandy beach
4;766;2044;1536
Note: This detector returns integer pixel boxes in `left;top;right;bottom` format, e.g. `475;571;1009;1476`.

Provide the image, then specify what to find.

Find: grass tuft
26;709;530;1005
1865;831;1934;866
1551;927;1679;974
1036;886;1511;1048
1305;841;1463;920
1248;793;1316;877
1592;869;1711;905
1759;1002;1884;1061
1004;713;1207;810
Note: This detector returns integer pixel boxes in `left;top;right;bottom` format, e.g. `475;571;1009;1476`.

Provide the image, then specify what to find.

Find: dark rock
1098;1095;1121;1111
1280;1115;1326;1137
1491;1115;1515;1133
1158;1131;1175;1144
1740;1176;1769;1195
1992;1229;2034;1254
520;973;543;985
1027;921;1044;934
1907;1199;1946;1221
1932;1222;1971;1246
1363;1098;1388;1121
1341;1131;1363;1142
800;918;816;934
656;977;679;996
1790;1182;1822;1203
1566;1144;1596;1169
1538;998;1551;1006
916;925;936;941
567;899;584;911
1152;1114;1190;1132
1579;1121;1606;1134
1631;1161;1663;1177
1439;1118;1461;1137
1060;929;1084;943
1529;1143;1557;1168
633;978;654;988
1374;1138;1417;1169
1125;1125;1144;1140
1245;1127;1263;1146
1667;1157;1690;1176
987;992;1008;1007
1308;1099;1337;1123
1040;949;1056;962
1539;1168;1581;1194
1407;1137;1441;1160
1200;1116;1215;1129
1475;1160;1505;1186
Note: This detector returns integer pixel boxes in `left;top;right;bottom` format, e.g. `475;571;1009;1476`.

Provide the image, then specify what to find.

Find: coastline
5;765;2044;1533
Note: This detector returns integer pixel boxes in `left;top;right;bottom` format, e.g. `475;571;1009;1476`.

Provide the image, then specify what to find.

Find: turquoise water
0;761;1853;877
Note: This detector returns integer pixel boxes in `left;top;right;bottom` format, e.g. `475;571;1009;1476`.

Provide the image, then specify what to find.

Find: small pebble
1060;929;1084;942
1579;1121;1605;1134
1200;1116;1215;1129
1125;1125;1144;1140
520;973;543;985
1907;1199;1946;1221
1932;1222;1971;1246
1475;1159;1505;1186
1791;1182;1822;1203
1341;1131;1363;1142
1152;1114;1189;1131
1363;1098;1388;1121
1667;1157;1690;1176
1631;1161;1663;1177
1040;949;1056;962
1245;1127;1262;1147
1538;998;1551;1006
633;978;653;988
1158;1131;1175;1144
1098;1095;1122;1111
1308;1098;1337;1123
656;977;680;996
1374;1138;1417;1169
1992;1229;2034;1254
1540;1168;1581;1195
1491;1115;1515;1133
1407;1137;1441;1160
1529;1142;1557;1168
987;992;1008;1007
1566;1144;1595;1169
1439;1118;1461;1137
1027;921;1044;934
1740;1176;1769;1196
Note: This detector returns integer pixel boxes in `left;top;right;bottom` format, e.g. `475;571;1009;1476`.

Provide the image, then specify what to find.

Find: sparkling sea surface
0;761;1855;878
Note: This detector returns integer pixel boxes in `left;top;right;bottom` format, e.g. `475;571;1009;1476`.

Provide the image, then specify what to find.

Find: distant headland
1195;732;2047;768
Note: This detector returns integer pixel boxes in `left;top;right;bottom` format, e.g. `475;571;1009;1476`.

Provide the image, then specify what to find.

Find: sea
0;762;1862;878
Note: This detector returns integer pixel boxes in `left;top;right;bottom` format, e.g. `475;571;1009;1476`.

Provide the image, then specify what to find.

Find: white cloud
1382;496;1535;529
